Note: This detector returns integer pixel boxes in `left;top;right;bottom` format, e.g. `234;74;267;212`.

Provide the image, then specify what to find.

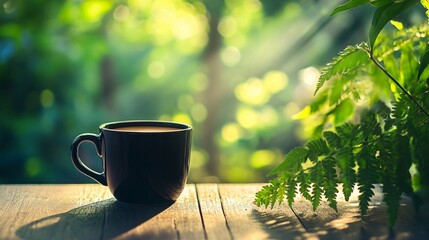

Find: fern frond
315;43;370;94
306;138;330;157
255;184;273;208
382;175;401;228
336;146;356;201
255;178;287;208
267;146;308;176
378;133;401;227
298;172;312;202
310;163;324;211
406;96;429;188
396;135;413;194
356;144;378;216
286;178;298;207
360;109;382;137
335;122;355;141
391;97;409;121
322;157;339;212
277;180;286;205
323;131;340;148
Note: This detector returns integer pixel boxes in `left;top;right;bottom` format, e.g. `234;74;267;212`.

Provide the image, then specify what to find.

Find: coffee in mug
71;120;192;204
113;126;184;132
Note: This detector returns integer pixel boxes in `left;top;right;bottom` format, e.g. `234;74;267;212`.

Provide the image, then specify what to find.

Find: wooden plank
355;189;429;239
106;184;205;240
101;199;177;240
1;184;428;240
0;184;111;240
218;184;306;240
195;184;231;240
0;184;205;240
170;184;205;239
290;185;369;239
291;185;429;239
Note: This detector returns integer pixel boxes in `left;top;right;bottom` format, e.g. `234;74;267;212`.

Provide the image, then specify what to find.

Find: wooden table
0;184;428;240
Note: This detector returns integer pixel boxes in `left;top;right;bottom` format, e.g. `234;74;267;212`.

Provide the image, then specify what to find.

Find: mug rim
99;120;192;133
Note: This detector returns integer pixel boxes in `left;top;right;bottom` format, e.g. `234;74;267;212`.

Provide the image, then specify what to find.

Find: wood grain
195;184;231;240
0;184;205;240
1;184;428;240
0;184;111;240
103;184;205;240
218;184;306;240
291;185;429;239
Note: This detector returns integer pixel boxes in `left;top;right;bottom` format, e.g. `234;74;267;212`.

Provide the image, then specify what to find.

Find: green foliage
330;0;370;16
334;98;355;125
315;44;370;94
369;0;419;52
256;1;429;228
418;45;429;80
268;146;308;176
322;157;339;211
423;0;429;17
331;0;420;52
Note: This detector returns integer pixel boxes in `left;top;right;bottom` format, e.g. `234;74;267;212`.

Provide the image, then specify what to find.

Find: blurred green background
0;0;374;183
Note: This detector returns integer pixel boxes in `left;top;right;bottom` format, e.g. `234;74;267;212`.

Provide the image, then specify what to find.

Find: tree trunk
100;56;116;111
202;16;223;179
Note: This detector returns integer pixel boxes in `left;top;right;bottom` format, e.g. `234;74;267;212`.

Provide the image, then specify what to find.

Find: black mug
71;120;192;204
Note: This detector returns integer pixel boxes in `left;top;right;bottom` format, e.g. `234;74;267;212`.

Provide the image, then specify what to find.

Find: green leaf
356;144;377;215
329;78;344;106
267;147;308;176
400;44;419;85
255;185;272;207
286;178;298;207
417;44;429;80
377;134;402;227
382;52;400;83
322;157;339;212
334;98;355;126
352;89;361;101
370;0;394;7
369;0;420;53
310;164;324;211
422;0;429;18
298;172;312;202
396;135;413;194
360;109;381;137
331;0;369;16
256;178;288;208
336;147;356;201
277;181;286;205
306;138;330;156
382;175;401;228
315;45;369;94
369;62;393;99
336;122;355;139
323;131;340;148
309;93;329;113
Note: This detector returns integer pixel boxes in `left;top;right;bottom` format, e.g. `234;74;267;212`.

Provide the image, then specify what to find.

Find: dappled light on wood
1;184;429;239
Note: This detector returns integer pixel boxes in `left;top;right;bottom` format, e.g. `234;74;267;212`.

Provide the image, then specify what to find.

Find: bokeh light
235;78;270;106
1;0;372;183
40;90;55;108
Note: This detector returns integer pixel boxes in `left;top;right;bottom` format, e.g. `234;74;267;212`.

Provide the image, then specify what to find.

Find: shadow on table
251;209;308;239
16;198;173;240
252;203;429;240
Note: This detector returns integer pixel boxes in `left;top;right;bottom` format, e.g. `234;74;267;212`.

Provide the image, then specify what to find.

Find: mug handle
71;133;107;186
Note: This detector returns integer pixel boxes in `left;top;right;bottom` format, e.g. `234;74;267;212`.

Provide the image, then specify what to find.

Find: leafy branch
365;49;429;119
256;0;429;228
